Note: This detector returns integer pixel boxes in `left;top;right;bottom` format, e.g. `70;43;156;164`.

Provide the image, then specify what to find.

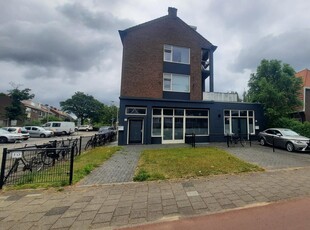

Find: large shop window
164;45;190;64
185;110;209;135
152;108;209;137
224;110;255;135
163;73;190;93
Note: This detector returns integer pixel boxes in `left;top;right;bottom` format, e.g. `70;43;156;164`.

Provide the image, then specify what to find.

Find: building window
185;109;209;135
151;108;209;138
224;110;255;136
163;73;190;93
164;45;190;64
126;107;147;115
152;117;162;136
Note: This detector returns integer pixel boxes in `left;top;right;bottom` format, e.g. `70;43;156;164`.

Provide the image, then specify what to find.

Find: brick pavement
2;143;310;229
1;166;310;229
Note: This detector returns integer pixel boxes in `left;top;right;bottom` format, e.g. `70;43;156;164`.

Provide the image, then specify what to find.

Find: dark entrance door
232;118;247;138
129;119;143;144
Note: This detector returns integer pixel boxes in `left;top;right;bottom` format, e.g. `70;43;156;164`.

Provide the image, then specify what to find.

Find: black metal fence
0;145;75;189
185;133;196;147
0;132;117;189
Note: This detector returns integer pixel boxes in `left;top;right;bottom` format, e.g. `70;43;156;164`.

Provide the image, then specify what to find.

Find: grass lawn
134;147;263;181
5;146;122;190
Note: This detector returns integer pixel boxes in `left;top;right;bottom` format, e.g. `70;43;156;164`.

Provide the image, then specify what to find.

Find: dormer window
164;45;190;64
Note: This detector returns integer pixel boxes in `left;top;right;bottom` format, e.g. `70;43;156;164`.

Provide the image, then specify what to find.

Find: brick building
117;7;265;145
294;69;310;122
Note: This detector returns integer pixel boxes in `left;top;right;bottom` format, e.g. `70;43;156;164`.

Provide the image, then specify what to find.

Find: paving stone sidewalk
2;143;310;229
1;166;310;229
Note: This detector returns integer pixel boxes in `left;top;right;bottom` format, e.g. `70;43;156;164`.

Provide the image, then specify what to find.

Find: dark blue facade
118;97;265;145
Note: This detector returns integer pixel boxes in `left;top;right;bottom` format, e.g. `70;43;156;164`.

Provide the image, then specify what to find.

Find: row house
22;100;73;123
117;7;265;145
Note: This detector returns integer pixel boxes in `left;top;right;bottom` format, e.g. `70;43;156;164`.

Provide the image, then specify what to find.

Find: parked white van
42;121;75;136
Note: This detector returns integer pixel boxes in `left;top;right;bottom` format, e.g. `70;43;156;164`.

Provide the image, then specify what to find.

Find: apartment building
118;7;264;145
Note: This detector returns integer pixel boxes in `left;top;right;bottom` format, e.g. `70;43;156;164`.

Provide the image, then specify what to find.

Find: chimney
168;7;177;17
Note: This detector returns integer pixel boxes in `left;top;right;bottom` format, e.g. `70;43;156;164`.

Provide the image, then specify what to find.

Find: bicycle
61;138;79;157
229;133;246;147
85;135;98;150
35;141;59;166
3;149;45;184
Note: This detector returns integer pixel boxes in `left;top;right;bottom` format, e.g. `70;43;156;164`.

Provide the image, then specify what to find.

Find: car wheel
62;131;67;135
286;142;294;152
86;129;89;132
0;137;8;143
260;138;266;146
40;134;46;138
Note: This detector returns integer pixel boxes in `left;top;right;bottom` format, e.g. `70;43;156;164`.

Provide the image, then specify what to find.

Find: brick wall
305;89;310;121
120;17;212;101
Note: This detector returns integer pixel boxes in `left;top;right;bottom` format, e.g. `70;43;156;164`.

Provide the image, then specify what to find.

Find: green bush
273;117;310;137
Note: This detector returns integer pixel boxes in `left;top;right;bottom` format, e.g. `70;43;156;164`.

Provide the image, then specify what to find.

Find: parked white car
24;126;54;138
76;125;93;131
2;127;30;140
42;121;75;136
0;128;23;143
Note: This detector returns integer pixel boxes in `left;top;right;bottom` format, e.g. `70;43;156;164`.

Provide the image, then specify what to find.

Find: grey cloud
207;0;271;33
0;21;107;73
58;3;133;31
232;29;310;72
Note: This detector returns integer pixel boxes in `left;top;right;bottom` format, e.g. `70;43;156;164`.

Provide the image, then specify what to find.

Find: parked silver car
0;128;23;143
24;126;54;138
258;128;310;152
2;127;30;140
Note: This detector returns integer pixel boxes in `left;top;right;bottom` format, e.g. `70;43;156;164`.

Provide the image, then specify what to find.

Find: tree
247;59;302;126
60;92;104;125
101;105;118;126
5;84;35;123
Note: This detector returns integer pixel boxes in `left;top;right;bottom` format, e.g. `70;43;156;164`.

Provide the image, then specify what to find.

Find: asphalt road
123;197;310;230
0;131;97;166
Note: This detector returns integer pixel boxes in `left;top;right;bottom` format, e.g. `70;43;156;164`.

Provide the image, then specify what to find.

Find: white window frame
163;73;190;93
125;107;147;115
223;110;255;136
164;45;190;64
151;108;209;138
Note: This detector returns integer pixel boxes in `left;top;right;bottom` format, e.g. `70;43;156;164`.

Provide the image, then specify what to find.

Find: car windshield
0;129;11;134
281;129;299;136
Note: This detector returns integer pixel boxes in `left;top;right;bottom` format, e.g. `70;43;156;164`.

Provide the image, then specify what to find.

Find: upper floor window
164;45;190;64
163;73;190;93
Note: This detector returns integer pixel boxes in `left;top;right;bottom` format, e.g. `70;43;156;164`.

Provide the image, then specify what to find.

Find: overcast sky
1;0;310;108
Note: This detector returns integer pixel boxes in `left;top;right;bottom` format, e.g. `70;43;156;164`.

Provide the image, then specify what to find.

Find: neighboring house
49;107;73;121
117;7;265;145
22;100;73;123
294;69;310;122
22;100;49;122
